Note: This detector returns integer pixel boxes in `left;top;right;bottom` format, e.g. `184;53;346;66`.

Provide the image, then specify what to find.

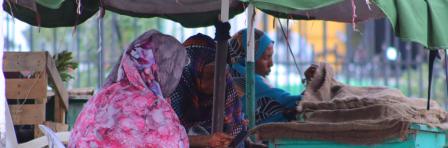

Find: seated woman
229;29;302;124
170;33;246;147
69;30;190;147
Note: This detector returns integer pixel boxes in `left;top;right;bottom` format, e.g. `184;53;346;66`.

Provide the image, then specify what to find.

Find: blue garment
231;64;302;124
241;29;273;62
228;28;302;124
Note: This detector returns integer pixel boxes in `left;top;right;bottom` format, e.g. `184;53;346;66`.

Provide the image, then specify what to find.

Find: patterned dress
69;30;189;148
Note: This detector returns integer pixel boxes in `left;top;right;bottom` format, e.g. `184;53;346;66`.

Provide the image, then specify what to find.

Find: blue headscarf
229;29;302;124
229;29;274;65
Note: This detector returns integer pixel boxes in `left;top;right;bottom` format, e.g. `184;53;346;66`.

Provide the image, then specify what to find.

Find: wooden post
54;95;66;123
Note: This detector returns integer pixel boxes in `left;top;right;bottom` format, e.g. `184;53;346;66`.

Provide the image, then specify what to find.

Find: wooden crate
3;51;69;139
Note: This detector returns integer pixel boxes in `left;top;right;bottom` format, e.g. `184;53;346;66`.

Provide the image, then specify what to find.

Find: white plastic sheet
1;1;19;147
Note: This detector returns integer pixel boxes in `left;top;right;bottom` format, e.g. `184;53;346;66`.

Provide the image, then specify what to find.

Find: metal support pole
394;38;400;88
246;4;256;130
53;29;57;54
29;27;33;51
345;24;353;84
323;21;328;60
76;28;81;88
211;0;230;134
97;17;104;88
383;20;391;86
406;43;412;96
211;35;228;133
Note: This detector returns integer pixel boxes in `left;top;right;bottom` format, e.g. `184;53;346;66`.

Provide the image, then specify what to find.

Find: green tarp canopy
3;0;245;28
3;0;447;49
245;0;448;49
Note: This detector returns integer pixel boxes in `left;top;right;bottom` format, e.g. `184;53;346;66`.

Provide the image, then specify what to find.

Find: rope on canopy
277;18;304;80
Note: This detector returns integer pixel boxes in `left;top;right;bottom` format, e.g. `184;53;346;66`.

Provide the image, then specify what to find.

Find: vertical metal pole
211;0;229;134
210;33;227;132
286;20;291;91
345;24;352;84
53;29;57;54
323;21;327;60
383;20;390;86
76;28;81;88
394;38;400;89
406;43;412;96
29;27;33;51
246;4;256;130
368;21;375;85
87;63;91;87
418;46;424;97
97;17;104;88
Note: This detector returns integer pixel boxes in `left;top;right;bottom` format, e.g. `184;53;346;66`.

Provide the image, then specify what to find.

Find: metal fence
3;12;447;108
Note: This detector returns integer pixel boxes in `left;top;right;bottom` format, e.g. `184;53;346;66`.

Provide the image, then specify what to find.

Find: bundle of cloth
251;63;448;145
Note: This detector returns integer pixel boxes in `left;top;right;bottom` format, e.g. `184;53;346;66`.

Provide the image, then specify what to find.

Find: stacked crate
3;51;69;139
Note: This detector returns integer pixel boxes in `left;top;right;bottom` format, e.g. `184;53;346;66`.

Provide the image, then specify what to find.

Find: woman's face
255;43;274;77
195;63;215;95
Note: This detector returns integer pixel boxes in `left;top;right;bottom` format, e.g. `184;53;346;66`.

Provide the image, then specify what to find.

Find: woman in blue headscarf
229;29;302;124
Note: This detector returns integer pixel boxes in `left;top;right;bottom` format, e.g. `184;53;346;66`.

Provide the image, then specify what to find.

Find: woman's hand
208;132;233;148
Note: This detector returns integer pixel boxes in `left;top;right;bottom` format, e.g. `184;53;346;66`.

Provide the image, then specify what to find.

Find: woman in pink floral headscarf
69;30;189;148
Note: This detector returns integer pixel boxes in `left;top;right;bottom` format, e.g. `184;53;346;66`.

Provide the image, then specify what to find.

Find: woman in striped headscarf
170;33;246;147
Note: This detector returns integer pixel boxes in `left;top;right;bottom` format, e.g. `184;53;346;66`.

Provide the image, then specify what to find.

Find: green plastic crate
67;97;89;130
269;124;446;148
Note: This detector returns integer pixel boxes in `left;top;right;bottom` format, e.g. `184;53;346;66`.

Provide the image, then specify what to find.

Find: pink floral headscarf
69;30;189;148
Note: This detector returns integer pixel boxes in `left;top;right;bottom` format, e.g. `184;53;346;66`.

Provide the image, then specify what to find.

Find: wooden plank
46;54;69;110
43;121;68;132
9;104;45;125
54;95;66;123
68;88;95;96
3;52;46;72
6;78;46;99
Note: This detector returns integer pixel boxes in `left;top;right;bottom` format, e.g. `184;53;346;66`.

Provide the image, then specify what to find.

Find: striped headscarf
170;33;246;136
